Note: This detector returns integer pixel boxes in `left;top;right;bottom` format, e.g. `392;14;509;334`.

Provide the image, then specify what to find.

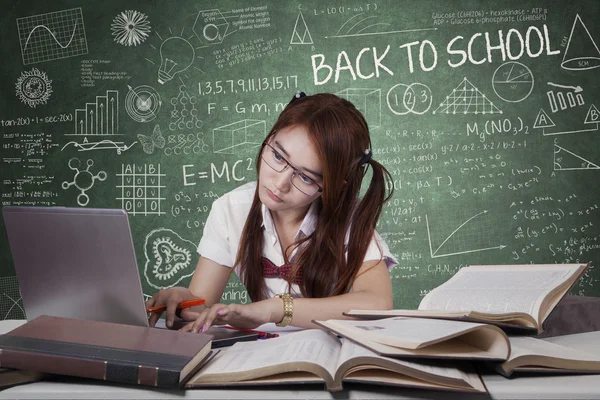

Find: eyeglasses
261;142;323;196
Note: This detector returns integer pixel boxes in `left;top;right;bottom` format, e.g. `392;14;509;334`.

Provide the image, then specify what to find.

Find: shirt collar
261;200;319;245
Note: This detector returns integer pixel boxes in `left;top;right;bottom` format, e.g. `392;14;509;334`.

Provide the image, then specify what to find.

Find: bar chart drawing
71;90;119;135
546;84;585;113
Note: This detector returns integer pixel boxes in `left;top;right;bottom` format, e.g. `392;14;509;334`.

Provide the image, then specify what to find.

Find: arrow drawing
547;82;583;93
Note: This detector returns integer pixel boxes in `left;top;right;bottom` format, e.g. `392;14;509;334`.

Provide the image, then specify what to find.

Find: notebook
1;206;257;347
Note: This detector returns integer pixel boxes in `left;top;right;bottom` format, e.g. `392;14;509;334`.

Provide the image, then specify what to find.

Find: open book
187;329;486;392
314;317;510;361
494;335;600;377
346;263;589;334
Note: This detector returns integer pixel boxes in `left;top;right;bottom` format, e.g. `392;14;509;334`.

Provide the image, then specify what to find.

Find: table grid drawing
17;7;88;65
117;164;166;216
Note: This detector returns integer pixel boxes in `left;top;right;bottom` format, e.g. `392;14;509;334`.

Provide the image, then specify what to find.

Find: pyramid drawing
290;11;313;44
562;14;600;71
554;143;600;170
433;78;502;115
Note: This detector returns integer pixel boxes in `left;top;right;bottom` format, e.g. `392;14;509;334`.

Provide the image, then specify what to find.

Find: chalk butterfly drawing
137;124;165;154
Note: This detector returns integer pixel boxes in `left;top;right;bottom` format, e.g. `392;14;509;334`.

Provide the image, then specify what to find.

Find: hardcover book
346;263;589;334
0;315;212;388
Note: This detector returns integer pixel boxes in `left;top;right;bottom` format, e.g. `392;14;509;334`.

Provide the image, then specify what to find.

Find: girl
146;92;398;332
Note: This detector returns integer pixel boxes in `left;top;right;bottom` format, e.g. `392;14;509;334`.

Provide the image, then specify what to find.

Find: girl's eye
272;150;284;162
298;173;314;185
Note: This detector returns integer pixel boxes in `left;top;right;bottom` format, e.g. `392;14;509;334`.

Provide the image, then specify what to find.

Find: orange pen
146;298;206;313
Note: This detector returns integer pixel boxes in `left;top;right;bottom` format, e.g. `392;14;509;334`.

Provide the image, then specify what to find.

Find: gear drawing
15;68;52;108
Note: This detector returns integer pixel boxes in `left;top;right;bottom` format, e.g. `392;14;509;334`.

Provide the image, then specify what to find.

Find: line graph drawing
433;77;502;115
554;140;600;171
17;8;88;65
426;211;506;258
326;13;436;39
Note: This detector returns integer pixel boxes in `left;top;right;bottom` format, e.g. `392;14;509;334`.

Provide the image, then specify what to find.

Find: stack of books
186;263;600;393
1;263;599;393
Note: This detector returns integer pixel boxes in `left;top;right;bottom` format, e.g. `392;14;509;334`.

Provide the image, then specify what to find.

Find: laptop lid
2;206;149;327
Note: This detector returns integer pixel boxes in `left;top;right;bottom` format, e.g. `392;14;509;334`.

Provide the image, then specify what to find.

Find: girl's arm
146;256;231;328
180;259;393;332
274;259;393;328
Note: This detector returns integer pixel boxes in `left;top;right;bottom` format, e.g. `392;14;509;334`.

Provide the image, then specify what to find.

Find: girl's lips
266;188;283;202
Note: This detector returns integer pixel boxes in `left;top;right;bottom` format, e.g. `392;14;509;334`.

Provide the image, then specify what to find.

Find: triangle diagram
584;104;600;124
562;14;600;70
433;78;502;115
554;143;600;170
533;108;556;128
290;12;313;44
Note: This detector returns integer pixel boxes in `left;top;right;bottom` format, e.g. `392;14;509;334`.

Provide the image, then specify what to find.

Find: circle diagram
386;83;432;115
492;62;534;103
15;68;52;108
125;85;161;122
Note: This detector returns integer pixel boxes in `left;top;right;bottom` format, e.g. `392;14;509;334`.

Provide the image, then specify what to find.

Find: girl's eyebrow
274;140;323;179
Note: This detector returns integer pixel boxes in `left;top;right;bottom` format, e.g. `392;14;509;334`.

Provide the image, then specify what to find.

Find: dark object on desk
0;368;46;389
170;319;260;347
208;326;260;348
537;295;600;338
0;315;212;389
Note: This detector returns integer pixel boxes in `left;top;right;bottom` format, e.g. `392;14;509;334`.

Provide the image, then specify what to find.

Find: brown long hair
235;93;393;301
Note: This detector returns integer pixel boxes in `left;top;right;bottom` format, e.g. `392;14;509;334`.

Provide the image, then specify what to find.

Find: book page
194;329;341;378
419;265;581;318
336;339;468;381
508;336;600;362
326;317;484;349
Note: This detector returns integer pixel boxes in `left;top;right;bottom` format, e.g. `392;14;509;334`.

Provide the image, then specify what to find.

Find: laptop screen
2;206;149;327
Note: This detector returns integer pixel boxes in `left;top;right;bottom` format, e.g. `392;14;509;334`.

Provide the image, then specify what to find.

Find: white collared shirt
197;182;398;299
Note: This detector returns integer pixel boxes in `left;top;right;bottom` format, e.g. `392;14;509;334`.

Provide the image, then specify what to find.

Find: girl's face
258;125;323;213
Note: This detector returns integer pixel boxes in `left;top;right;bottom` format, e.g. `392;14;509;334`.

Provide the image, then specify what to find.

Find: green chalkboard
1;0;599;319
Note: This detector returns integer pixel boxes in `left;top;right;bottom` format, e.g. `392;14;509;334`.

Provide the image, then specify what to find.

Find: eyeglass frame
260;141;323;196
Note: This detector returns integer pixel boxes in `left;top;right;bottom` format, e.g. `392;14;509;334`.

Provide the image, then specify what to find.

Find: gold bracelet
274;293;294;327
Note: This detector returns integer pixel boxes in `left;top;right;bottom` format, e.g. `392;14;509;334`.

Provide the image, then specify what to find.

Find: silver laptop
2;206;149;327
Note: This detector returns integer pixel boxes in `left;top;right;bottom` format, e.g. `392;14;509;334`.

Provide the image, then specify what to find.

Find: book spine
0;349;180;388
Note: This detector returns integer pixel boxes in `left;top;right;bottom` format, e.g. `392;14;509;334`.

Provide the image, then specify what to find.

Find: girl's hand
145;287;203;328
178;300;277;333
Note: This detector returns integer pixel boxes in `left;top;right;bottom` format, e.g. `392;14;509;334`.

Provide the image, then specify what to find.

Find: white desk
1;320;599;400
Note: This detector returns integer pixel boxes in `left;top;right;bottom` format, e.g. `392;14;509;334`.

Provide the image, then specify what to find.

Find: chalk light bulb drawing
157;37;195;84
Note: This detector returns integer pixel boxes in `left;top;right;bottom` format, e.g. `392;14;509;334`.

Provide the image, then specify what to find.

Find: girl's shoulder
211;181;257;213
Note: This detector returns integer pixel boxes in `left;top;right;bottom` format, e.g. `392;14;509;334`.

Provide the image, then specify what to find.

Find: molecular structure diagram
62;158;107;206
